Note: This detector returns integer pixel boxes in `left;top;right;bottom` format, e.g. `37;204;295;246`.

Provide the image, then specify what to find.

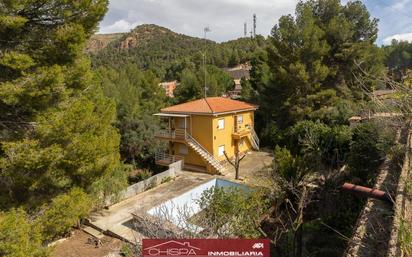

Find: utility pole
253;14;256;38
244;22;247;37
203;27;211;98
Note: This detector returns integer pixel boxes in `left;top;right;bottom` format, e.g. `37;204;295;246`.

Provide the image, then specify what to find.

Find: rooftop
160;97;257;115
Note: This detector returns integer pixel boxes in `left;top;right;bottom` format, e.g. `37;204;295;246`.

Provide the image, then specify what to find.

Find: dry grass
399;219;412;257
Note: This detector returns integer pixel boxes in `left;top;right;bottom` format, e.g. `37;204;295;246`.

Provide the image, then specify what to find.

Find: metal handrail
250;128;260;149
156;128;186;139
185;133;223;169
155;152;184;164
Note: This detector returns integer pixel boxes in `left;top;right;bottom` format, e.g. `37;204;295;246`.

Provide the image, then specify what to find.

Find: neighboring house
159;81;178;97
154;97;259;174
223;64;251;99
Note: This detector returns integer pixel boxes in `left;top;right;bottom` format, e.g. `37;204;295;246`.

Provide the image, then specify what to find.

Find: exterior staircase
250;128;260;150
185;133;226;173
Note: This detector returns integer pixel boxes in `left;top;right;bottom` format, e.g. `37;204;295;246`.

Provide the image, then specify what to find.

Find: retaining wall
105;160;183;206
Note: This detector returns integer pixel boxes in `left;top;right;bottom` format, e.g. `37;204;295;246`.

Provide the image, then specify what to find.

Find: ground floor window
218;145;225;156
179;144;188;155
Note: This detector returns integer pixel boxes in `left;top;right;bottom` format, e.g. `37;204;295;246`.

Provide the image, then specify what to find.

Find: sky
98;0;412;45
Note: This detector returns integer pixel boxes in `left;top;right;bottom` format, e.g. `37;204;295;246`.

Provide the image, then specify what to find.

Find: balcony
155;128;187;141
155;152;184;166
232;128;251;140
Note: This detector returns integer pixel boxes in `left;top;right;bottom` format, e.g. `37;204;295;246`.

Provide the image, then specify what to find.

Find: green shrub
347;122;395;183
274;146;304;181
161;176;173;184
399;219;412;256
128;169;152;184
196;187;269;238
288;120;352;168
120;243;133;257
0;209;49;257
37;188;92;241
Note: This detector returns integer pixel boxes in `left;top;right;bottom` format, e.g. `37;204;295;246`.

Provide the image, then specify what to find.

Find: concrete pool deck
87;171;214;243
221;150;274;186
86;150;274;243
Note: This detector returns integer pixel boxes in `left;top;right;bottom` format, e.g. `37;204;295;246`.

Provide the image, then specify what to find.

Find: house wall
168;115;213;168
164;111;255;172
212;110;254;161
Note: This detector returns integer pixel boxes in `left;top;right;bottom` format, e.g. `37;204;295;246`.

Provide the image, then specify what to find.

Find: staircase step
82;225;105;239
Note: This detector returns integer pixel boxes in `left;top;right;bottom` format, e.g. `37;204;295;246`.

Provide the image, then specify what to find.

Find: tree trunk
235;154;239;179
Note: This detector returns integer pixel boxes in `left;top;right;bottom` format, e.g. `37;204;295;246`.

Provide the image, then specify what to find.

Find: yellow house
154;97;259;173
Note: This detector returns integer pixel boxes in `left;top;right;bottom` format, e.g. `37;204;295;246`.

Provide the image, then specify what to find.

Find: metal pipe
341;183;393;204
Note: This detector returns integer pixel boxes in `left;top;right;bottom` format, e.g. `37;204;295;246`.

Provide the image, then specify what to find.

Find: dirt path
51;230;123;257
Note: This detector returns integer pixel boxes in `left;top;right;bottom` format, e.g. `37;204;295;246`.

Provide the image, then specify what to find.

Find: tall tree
0;0;122;207
97;65;167;166
384;40;412;80
251;0;383;137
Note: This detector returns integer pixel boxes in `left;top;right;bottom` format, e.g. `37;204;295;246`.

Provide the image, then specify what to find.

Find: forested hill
86;33;124;52
90;24;266;78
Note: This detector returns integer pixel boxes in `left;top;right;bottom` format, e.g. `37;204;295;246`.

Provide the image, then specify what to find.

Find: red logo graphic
142;239;270;257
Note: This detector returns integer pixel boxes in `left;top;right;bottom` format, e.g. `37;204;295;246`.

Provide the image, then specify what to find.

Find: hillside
90;24;266;78
86;33;124;52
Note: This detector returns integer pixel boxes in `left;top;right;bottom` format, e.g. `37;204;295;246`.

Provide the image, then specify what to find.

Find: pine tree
0;209;48;257
0;0;122;206
251;0;383;132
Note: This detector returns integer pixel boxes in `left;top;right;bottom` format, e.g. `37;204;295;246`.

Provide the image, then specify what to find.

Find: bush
288;120;352;168
91;163;130;207
0;209;49;257
274;146;306;181
347;122;395;183
161;176;173;184
128;169;152;184
37;188;92;241
196;187;268;238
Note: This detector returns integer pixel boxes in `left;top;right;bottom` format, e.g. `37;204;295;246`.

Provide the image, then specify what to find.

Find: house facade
159;81;178;97
154;97;259;174
223;63;251;99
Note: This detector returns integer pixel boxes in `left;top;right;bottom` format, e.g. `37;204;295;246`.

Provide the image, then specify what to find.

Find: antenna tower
203;27;211;98
253;14;256;37
244;22;247;37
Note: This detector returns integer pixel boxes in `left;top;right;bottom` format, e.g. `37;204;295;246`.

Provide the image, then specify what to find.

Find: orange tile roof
161;97;258;114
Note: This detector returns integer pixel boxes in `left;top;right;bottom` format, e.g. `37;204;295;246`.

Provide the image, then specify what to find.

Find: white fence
105;160;183;207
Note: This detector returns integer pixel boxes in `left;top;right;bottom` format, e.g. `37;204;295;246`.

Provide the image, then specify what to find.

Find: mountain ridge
89;24;266;79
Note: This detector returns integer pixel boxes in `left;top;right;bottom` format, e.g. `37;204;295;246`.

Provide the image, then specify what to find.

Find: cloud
383;32;412;45
97;0;299;41
97;0;412;44
391;0;412;10
99;19;142;34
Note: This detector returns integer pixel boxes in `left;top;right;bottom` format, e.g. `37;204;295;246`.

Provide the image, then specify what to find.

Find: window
179;144;188;155
237;115;243;124
178;118;186;129
218;145;225;157
218;118;225;130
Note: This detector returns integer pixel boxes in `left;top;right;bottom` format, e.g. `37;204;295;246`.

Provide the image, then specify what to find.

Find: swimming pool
147;178;248;231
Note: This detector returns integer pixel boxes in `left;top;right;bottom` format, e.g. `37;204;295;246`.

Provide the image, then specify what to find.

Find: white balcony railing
155;152;184;165
155;128;186;140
